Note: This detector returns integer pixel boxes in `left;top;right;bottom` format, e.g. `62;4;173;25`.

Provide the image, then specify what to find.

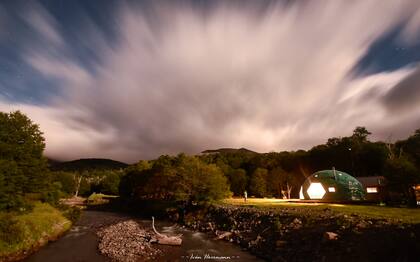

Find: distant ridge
49;158;128;171
201;147;258;154
47;158;62;167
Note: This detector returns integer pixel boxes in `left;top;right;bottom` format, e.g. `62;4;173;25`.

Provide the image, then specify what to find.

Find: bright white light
366;187;378;193
307;183;326;199
299;187;304;199
328;187;336;192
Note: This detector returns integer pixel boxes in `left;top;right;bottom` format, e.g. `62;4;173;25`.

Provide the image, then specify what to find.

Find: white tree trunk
74;175;82;197
151;217;182;246
286;182;292;199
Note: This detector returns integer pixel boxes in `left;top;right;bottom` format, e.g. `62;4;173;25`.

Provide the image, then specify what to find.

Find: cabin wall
363;186;387;202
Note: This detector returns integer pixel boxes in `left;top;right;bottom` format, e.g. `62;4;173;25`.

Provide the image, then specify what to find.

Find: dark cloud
383;66;420;113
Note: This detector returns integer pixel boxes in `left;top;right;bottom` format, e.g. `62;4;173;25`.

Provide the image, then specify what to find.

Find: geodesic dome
299;170;365;201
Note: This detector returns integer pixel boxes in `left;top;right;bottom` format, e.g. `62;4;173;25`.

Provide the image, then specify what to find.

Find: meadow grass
222;198;420;224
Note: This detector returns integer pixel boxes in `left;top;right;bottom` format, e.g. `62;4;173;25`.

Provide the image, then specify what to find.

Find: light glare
307;183;326;199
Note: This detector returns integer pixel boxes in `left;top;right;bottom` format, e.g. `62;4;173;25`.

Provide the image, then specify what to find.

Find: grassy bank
87;193;118;205
0;202;72;261
223;198;420;224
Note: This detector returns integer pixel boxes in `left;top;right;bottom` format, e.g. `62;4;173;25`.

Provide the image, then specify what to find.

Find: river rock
215;230;233;240
276;240;287;247
97;220;162;261
324;231;339;240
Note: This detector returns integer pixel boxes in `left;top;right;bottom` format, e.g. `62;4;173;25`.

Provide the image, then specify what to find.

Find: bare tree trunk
286;182;292;199
386;143;395;160
151;217;182;245
281;189;287;199
74;175;82;197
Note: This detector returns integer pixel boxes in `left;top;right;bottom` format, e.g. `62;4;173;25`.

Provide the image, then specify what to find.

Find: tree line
1;111;420;212
121;126;420;205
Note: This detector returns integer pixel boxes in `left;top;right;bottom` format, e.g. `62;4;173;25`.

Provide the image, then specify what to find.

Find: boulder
324;231;339;240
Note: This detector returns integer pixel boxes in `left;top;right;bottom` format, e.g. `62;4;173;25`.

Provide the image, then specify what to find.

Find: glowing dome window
307;183;326;199
299;187;304;199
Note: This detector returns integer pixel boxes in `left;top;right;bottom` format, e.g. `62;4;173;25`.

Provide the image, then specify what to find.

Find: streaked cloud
1;0;420;162
383;66;420;113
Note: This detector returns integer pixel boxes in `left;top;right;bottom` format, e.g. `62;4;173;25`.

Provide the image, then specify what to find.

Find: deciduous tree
0;111;48;210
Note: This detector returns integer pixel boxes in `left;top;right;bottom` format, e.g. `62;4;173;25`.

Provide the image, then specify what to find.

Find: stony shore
96;220;162;261
181;205;420;261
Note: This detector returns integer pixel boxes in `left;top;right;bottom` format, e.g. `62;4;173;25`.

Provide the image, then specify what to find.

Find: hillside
49;158;128;172
201;147;258;154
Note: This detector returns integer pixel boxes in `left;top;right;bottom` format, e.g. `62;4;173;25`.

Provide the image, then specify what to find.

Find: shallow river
25;210;262;262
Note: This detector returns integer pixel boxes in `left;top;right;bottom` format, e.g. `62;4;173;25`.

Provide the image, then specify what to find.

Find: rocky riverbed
181;205;420;261
25;210;261;262
97;220;162;261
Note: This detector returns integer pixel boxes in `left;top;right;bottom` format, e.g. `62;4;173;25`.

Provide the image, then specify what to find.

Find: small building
356;176;387;202
299;170;365;201
415;185;420;206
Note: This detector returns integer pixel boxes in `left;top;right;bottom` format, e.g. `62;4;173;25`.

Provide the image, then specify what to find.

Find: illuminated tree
249;168;268;197
227;169;247;196
0;111;48;210
121;154;231;202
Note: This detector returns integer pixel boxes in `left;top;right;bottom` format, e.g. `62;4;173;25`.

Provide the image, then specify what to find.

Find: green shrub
0;194;33;212
59;205;81;223
43;191;60;205
0;214;25;245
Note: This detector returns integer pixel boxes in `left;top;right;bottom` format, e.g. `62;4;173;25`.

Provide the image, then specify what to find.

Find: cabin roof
356;176;387;187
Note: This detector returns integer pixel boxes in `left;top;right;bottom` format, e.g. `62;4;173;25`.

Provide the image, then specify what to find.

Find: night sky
1;0;420;162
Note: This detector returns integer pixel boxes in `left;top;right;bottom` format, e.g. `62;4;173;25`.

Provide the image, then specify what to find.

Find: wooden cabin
356;176;387;202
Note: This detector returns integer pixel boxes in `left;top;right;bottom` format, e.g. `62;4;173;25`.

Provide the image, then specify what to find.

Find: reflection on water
25;211;262;262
